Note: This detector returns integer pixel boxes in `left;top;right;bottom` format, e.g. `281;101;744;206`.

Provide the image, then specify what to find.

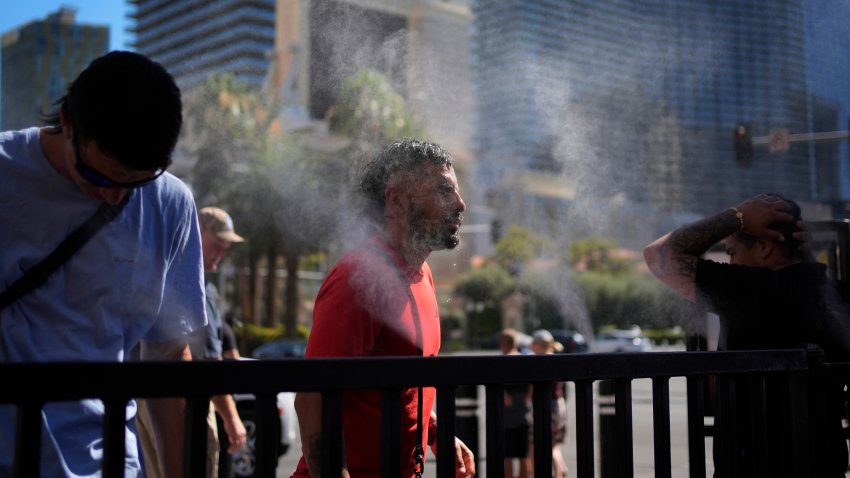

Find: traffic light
734;124;753;164
490;218;502;244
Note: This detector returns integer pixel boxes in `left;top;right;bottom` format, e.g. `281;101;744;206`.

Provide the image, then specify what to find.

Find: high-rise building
804;0;850;207
471;0;849;245
0;7;108;130
130;0;277;93
130;0;473;153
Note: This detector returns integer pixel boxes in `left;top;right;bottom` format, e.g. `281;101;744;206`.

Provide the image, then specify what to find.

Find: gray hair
358;139;454;222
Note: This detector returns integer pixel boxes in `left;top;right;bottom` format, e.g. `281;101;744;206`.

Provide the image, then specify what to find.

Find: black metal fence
1;348;848;478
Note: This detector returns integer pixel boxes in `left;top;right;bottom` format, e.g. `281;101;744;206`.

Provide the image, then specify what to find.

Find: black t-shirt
696;259;850;476
696;259;849;359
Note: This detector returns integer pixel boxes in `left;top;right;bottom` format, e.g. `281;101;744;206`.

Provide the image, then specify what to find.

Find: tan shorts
136;399;219;478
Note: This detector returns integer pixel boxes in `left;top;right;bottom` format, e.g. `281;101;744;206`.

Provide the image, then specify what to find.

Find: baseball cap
532;329;564;352
199;207;244;243
532;329;554;344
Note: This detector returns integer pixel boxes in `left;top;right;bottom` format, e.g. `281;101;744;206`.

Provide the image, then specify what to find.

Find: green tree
251;135;344;336
519;266;592;335
493;225;556;275
326;68;426;203
184;73;342;336
453;263;517;348
454;263;516;303
574;271;664;330
567;235;631;274
328;69;424;157
184;74;269;206
565;235;692;331
183;74;279;327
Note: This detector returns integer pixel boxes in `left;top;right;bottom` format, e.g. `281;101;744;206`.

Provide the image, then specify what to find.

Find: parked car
230;390;295;478
251;339;307;360
591;330;653;353
549;329;590;353
228;340;307;477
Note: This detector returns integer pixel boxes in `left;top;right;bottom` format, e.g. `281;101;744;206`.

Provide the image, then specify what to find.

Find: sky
1;1;133;51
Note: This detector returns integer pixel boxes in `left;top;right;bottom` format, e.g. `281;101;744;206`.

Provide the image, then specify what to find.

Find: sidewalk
421;376;710;478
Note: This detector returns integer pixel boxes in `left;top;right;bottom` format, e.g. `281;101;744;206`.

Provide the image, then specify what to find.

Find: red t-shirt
291;237;440;478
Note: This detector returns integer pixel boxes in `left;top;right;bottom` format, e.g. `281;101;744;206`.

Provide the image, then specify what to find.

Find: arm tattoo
664;211;737;278
305;432;347;478
674;255;698;282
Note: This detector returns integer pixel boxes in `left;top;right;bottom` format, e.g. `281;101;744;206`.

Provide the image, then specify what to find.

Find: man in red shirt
291;139;475;478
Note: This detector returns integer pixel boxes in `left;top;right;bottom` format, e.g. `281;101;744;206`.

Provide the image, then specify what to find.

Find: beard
408;207;463;251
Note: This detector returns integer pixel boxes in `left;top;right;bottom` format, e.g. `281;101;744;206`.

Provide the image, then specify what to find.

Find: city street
275;376;714;478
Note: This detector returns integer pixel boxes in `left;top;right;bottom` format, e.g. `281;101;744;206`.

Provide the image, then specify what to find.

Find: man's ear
59;109;72;140
384;185;405;217
757;238;775;262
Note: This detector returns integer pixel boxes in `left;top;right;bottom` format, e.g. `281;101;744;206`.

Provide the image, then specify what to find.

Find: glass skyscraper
471;0;849;234
805;0;850;204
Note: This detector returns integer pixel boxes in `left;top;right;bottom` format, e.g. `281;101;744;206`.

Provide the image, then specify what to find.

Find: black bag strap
0;198;129;311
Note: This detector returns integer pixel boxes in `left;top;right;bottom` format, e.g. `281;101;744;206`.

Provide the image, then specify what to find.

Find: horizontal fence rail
1;349;847;478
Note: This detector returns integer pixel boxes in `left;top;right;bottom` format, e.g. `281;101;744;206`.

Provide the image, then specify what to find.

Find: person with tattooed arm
643;193;850;477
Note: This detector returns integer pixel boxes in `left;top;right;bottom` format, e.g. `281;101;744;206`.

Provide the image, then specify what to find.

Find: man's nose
455;191;467;213
97;188;128;205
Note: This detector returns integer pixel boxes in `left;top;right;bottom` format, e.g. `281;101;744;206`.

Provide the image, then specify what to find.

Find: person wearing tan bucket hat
138;207;247;478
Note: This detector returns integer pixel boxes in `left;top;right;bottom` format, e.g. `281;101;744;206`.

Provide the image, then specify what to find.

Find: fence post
455;384;480;473
686;376;707;478
598;379;616;478
13;401;43;478
256;393;280;478
485;384;505;478
184;396;210;478
804;345;828;477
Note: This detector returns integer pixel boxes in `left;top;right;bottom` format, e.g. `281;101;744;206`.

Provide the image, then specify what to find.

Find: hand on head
734;194;796;242
791;219;812;253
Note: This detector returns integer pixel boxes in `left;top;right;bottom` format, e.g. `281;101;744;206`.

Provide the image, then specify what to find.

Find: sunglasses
72;134;164;189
